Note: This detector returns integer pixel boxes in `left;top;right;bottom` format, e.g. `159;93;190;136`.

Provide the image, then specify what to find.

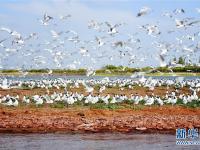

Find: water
0;133;198;150
1;75;199;81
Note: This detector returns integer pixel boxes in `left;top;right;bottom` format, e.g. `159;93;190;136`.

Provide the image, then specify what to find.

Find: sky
0;0;200;69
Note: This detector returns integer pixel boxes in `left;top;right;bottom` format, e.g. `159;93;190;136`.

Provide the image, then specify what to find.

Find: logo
176;128;200;145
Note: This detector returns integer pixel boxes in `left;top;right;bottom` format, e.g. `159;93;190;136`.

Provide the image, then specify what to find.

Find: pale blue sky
0;0;200;69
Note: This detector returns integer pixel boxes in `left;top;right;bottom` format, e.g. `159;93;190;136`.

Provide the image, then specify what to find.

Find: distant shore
1;72;200;77
1;65;200;77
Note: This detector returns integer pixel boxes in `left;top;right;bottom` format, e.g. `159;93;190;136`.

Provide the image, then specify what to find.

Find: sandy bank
0;106;199;134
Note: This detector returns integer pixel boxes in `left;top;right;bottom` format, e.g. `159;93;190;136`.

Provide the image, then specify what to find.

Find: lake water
0;133;198;150
1;75;200;81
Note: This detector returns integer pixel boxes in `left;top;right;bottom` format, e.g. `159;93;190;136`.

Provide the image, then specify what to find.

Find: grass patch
131;104;145;110
90;103;124;110
50;102;66;109
73;100;84;106
89;103;145;110
185;101;200;108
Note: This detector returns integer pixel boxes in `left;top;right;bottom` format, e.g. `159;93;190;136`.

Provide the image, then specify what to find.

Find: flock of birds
0;7;200;70
0;6;200;107
0;76;199;107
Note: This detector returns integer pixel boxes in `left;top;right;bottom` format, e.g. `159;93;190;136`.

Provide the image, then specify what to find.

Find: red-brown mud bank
0;106;200;134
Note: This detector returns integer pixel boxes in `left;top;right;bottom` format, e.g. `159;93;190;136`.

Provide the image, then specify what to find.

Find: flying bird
173;8;185;14
50;30;63;38
137;6;151;17
95;36;105;47
105;22;122;35
59;14;71;20
40;12;53;25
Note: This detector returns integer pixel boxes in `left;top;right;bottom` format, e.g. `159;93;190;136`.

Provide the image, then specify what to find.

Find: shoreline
0;106;199;134
0;72;200;77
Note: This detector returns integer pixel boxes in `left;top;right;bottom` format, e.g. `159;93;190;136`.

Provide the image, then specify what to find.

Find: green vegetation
0;69;19;73
89;103;145;110
1;65;200;76
50;102;66;108
186;101;200;108
90;103;123;110
178;56;185;65
154;66;200;73
53;69;86;75
46;100;200;109
29;69;49;73
2;100;200;110
172;56;186;65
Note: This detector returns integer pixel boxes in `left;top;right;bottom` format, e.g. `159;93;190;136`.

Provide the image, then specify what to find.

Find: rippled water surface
1;75;200;81
0;133;198;150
